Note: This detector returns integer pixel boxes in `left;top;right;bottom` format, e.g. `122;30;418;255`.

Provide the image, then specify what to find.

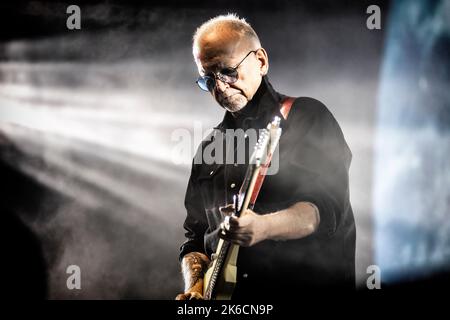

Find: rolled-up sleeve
284;97;352;238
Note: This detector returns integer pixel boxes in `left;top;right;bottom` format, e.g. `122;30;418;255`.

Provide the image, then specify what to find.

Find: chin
221;97;248;113
225;105;245;113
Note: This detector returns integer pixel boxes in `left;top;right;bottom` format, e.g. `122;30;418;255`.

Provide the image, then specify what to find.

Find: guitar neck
204;117;282;300
204;239;231;299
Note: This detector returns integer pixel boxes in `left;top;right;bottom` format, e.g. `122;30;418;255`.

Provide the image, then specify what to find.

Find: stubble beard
218;93;248;113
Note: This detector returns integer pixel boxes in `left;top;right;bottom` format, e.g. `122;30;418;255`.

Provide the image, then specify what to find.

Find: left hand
218;204;267;247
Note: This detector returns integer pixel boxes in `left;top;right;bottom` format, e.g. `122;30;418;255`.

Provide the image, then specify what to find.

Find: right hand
175;290;204;300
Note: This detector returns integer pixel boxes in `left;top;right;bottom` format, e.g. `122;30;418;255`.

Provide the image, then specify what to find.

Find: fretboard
204;240;230;300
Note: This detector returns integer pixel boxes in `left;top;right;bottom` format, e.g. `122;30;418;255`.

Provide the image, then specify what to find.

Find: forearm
262;201;320;241
180;252;210;293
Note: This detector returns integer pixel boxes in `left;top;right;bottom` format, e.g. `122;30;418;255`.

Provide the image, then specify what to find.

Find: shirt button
209;170;214;175
230;183;236;188
243;273;248;278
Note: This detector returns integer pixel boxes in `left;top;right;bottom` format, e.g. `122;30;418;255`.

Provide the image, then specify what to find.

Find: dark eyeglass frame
196;49;260;92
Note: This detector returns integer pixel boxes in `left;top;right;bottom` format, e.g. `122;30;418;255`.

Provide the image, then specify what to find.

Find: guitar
203;116;283;300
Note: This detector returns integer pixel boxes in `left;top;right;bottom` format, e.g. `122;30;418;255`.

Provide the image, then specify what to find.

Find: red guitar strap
248;96;296;207
279;96;296;120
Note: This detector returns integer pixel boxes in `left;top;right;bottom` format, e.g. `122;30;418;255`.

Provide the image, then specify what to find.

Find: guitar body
203;240;240;300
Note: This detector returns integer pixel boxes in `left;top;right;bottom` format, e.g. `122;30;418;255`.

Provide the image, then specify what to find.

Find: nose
215;78;229;93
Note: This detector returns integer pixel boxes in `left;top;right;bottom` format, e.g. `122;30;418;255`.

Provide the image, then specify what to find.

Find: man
176;14;355;300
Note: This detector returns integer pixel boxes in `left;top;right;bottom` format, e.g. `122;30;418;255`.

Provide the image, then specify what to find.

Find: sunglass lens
197;76;215;92
205;77;216;91
218;68;238;83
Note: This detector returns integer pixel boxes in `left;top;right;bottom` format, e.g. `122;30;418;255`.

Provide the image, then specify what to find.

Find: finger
224;216;231;231
228;216;239;227
219;231;242;245
175;294;187;300
219;216;238;233
223;203;235;209
219;230;250;242
188;292;203;300
218;226;229;240
219;203;235;213
227;233;251;246
221;218;240;233
223;227;252;237
219;222;228;236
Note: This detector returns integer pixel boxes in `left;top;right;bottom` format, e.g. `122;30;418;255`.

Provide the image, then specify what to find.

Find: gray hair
192;13;261;56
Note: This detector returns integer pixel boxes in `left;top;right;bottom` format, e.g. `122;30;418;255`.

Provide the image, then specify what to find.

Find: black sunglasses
196;49;259;92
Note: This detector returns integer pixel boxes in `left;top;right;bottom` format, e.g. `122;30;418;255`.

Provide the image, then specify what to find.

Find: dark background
3;0;447;300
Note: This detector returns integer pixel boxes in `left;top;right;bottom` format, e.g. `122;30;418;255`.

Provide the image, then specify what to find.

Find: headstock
252;116;282;166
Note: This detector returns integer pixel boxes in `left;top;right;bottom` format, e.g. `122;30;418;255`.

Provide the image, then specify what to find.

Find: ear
255;48;269;76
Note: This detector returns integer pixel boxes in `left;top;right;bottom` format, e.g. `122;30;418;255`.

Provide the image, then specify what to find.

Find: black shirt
179;76;356;297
